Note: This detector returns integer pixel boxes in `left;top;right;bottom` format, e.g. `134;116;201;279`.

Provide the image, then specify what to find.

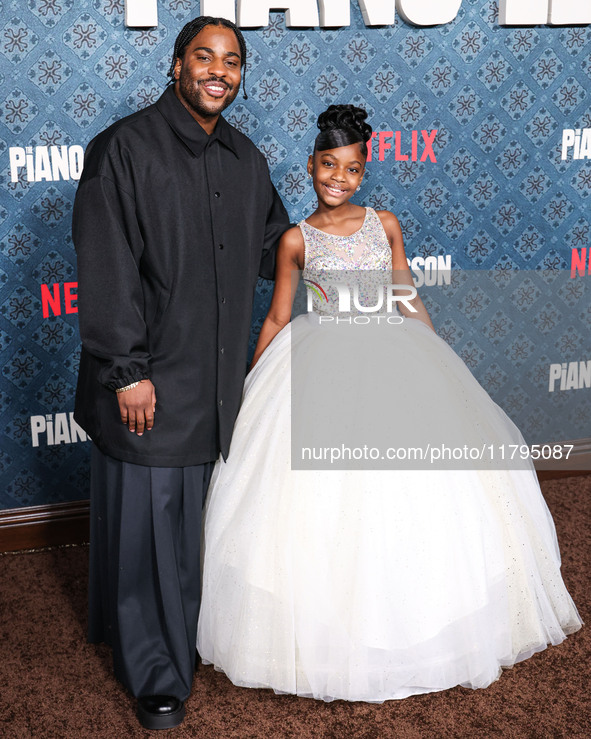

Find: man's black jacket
73;85;290;466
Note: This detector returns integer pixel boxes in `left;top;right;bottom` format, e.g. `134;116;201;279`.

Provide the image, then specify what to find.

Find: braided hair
314;105;373;159
168;16;249;99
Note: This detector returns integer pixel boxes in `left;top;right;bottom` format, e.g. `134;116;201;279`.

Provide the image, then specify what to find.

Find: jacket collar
156;84;239;159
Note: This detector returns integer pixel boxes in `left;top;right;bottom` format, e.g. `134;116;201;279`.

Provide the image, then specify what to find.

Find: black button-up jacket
73;85;289;466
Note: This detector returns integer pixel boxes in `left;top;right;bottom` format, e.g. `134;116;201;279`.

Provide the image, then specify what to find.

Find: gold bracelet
115;381;140;394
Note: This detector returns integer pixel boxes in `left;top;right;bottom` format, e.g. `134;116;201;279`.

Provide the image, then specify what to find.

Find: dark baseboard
0;470;589;553
0;500;90;553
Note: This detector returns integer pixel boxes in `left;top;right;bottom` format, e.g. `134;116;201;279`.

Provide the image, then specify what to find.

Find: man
73;16;289;730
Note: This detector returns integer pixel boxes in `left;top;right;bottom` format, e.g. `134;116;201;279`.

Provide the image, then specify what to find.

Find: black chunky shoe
136;695;185;730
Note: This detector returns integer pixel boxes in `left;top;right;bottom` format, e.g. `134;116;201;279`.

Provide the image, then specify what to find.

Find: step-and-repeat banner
0;1;590;508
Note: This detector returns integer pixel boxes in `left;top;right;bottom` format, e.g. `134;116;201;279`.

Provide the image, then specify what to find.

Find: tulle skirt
197;314;582;702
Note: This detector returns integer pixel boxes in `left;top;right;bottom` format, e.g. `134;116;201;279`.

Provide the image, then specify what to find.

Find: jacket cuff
103;368;151;392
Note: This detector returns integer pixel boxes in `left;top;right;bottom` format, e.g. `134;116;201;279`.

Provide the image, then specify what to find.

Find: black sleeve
258;173;290;281
73;174;151;390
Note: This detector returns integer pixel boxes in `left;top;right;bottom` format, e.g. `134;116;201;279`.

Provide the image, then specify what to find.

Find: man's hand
117;379;157;436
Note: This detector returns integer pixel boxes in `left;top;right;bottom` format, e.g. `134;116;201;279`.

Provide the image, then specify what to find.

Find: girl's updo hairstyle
314;104;373;160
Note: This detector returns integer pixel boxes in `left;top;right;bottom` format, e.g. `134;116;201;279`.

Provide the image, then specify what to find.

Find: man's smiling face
174;24;242;126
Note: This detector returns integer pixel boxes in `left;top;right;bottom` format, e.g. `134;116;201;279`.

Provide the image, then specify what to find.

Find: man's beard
178;72;239;119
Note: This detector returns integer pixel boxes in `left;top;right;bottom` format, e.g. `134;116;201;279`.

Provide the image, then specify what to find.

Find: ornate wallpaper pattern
0;0;589;507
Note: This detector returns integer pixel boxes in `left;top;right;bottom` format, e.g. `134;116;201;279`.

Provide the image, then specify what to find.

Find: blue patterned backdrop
0;0;590;509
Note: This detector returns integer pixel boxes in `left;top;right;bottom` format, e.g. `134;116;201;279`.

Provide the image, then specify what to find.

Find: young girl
197;105;581;702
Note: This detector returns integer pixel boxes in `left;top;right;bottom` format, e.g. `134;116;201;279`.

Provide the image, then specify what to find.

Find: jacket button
221;297;226;304
220;347;224;355
219;243;224;249
214;191;221;198
219;399;223;406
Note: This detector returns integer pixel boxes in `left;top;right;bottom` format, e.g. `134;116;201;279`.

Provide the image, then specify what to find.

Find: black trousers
88;444;214;700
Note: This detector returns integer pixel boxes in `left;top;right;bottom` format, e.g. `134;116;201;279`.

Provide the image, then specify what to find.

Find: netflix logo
367;130;438;163
571;248;591;279
41;282;78;318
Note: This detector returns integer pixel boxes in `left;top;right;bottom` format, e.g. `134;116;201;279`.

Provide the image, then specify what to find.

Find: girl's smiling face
308;143;365;208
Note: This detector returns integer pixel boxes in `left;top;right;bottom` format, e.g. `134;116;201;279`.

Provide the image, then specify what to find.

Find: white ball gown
197;208;582;702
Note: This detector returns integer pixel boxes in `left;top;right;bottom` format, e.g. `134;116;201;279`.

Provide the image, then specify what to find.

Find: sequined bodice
300;207;392;317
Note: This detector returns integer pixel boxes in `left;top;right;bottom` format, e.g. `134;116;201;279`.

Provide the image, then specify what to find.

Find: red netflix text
571;248;591;279
41;282;78;318
367;130;438;163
